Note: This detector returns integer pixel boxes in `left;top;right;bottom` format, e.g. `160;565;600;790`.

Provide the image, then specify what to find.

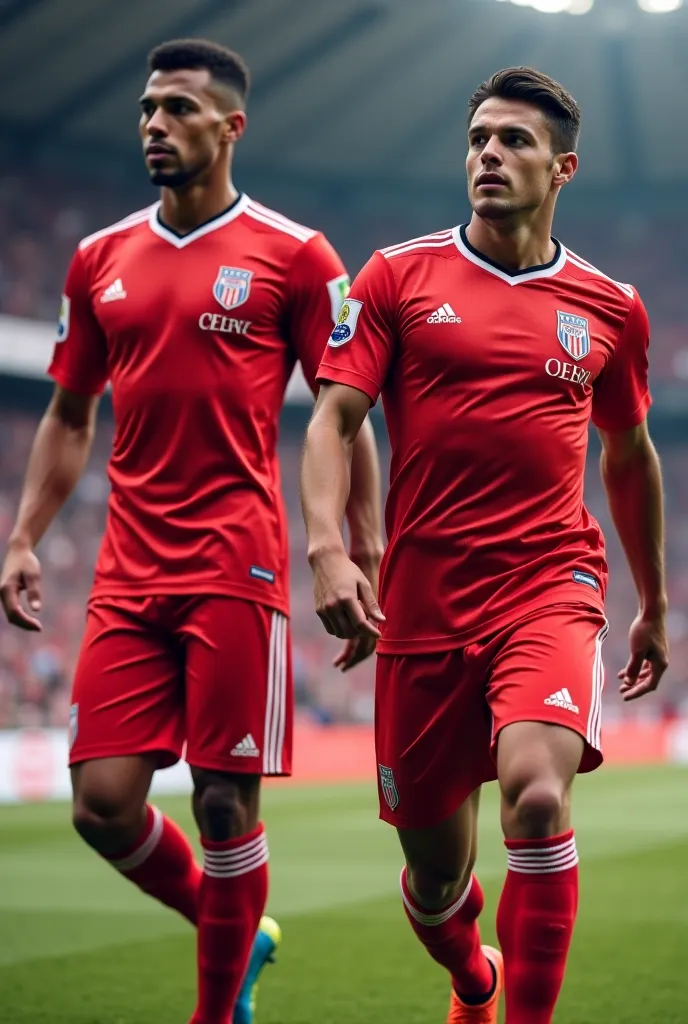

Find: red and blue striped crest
378;764;399;810
557;310;590;361
213;266;253;311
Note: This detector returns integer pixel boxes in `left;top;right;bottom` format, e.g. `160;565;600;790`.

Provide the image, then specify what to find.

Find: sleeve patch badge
328;299;363;348
56;294;71;343
326;274;351;325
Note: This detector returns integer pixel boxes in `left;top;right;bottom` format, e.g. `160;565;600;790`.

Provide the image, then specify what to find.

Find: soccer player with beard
300;68;668;1023
0;39;382;1024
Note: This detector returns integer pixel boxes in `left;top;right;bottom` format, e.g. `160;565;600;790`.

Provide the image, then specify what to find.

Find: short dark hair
148;38;250;103
468;67;580;153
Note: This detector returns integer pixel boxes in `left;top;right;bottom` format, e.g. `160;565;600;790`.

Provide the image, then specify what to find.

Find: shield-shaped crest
557;310;590;361
379;764;399;810
213;267;253;311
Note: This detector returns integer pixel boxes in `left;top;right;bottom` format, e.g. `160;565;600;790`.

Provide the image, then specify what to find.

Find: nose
146;109;169;138
480;137;503;166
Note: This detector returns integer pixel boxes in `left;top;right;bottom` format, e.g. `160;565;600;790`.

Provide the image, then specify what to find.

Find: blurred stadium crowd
1;169;688;381
0;170;686;728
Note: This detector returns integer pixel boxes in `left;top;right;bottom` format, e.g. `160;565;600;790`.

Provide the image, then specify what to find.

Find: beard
147;157;208;190
469;191;542;223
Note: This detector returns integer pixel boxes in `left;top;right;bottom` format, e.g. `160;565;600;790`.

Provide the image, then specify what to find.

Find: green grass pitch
0;765;687;1023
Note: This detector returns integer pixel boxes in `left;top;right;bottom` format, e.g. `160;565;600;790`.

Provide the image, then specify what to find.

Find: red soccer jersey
317;225;651;654
49;194;349;614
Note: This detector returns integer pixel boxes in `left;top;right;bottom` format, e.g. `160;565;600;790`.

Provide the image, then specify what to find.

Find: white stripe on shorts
586;620;609;752
263;612;288;774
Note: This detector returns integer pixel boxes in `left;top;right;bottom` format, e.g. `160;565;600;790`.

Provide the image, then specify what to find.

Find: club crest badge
557;310;590;361
213;267;253;311
379;764;399;810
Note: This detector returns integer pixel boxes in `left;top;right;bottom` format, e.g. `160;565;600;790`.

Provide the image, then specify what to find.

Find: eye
470;134;486;147
140;101;155;119
169;99;194;115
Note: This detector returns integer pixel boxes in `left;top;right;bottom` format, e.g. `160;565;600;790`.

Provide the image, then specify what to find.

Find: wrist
349;543;384;567
7;531;32;552
640;595;668;619
307;540;348;568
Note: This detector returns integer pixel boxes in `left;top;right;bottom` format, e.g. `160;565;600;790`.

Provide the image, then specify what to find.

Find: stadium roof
1;0;687;191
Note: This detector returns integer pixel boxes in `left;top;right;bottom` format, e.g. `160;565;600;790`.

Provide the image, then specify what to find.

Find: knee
502;777;568;839
72;790;142;851
194;775;257;842
408;853;476;910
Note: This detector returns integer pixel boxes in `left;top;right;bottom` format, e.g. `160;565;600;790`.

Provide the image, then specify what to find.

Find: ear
222;109;247;145
552;151;578;189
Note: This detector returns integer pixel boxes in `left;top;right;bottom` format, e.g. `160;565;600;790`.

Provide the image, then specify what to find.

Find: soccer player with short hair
300;67;669;1023
0;39;382;1024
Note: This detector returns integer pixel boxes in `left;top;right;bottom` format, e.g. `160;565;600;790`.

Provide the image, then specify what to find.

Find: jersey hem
592;390;651;432
88;579;290;616
316;365;379;404
48;365;106;397
376;584;605;654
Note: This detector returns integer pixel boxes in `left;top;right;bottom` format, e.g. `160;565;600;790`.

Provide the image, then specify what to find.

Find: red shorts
69;595;292;775
375;602;608;828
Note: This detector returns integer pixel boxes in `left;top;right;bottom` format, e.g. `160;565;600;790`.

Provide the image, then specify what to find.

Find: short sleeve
592;291;652;432
47;247;109;395
284;233;350;395
316;250;396;406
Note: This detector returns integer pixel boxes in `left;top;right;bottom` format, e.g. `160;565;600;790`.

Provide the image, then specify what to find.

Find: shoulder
241;197;318;246
77;205;155;256
378;228;457;263
562;244;636;311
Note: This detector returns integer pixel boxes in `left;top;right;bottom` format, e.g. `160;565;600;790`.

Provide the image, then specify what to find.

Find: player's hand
332;545;384;670
618;611;668;701
334;633;377;672
311;549;385;641
0;541;43;631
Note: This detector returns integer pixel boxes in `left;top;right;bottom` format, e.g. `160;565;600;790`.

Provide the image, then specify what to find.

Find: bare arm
301;383;385;642
598;419;668;698
347;417;384;562
1;385;99;629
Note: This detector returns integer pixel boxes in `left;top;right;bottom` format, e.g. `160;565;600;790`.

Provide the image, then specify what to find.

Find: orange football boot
446;945;503;1024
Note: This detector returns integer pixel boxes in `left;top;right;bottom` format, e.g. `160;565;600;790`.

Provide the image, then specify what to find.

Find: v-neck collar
453;223;566;286
149;192;250;249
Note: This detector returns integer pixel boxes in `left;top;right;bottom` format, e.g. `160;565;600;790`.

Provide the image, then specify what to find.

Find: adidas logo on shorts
230;733;260;757
544;688;579;714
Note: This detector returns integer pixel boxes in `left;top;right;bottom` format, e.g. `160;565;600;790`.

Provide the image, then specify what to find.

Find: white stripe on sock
203;835;269;879
203;833;267;865
400;870;474;927
110;806;164;872
507;836;578;874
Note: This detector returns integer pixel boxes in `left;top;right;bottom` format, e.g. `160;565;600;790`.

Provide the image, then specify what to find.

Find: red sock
497;830;579;1024
191;823;269;1024
108;805;201;924
401;867;494;998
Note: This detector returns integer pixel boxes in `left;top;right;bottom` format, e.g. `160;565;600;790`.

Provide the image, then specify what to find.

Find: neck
159;168;238;235
465;210;556;272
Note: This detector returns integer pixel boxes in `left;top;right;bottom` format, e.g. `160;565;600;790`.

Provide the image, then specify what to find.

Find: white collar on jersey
148;193;251;248
452;224;567;286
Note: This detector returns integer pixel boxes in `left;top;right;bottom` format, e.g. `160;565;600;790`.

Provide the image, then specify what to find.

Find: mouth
145;144;176;164
475;173;508;190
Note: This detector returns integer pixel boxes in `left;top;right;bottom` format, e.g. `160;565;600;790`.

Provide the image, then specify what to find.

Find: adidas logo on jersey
427;303;461;324
100;278;127;303
230;733;260;758
544;688;579;714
